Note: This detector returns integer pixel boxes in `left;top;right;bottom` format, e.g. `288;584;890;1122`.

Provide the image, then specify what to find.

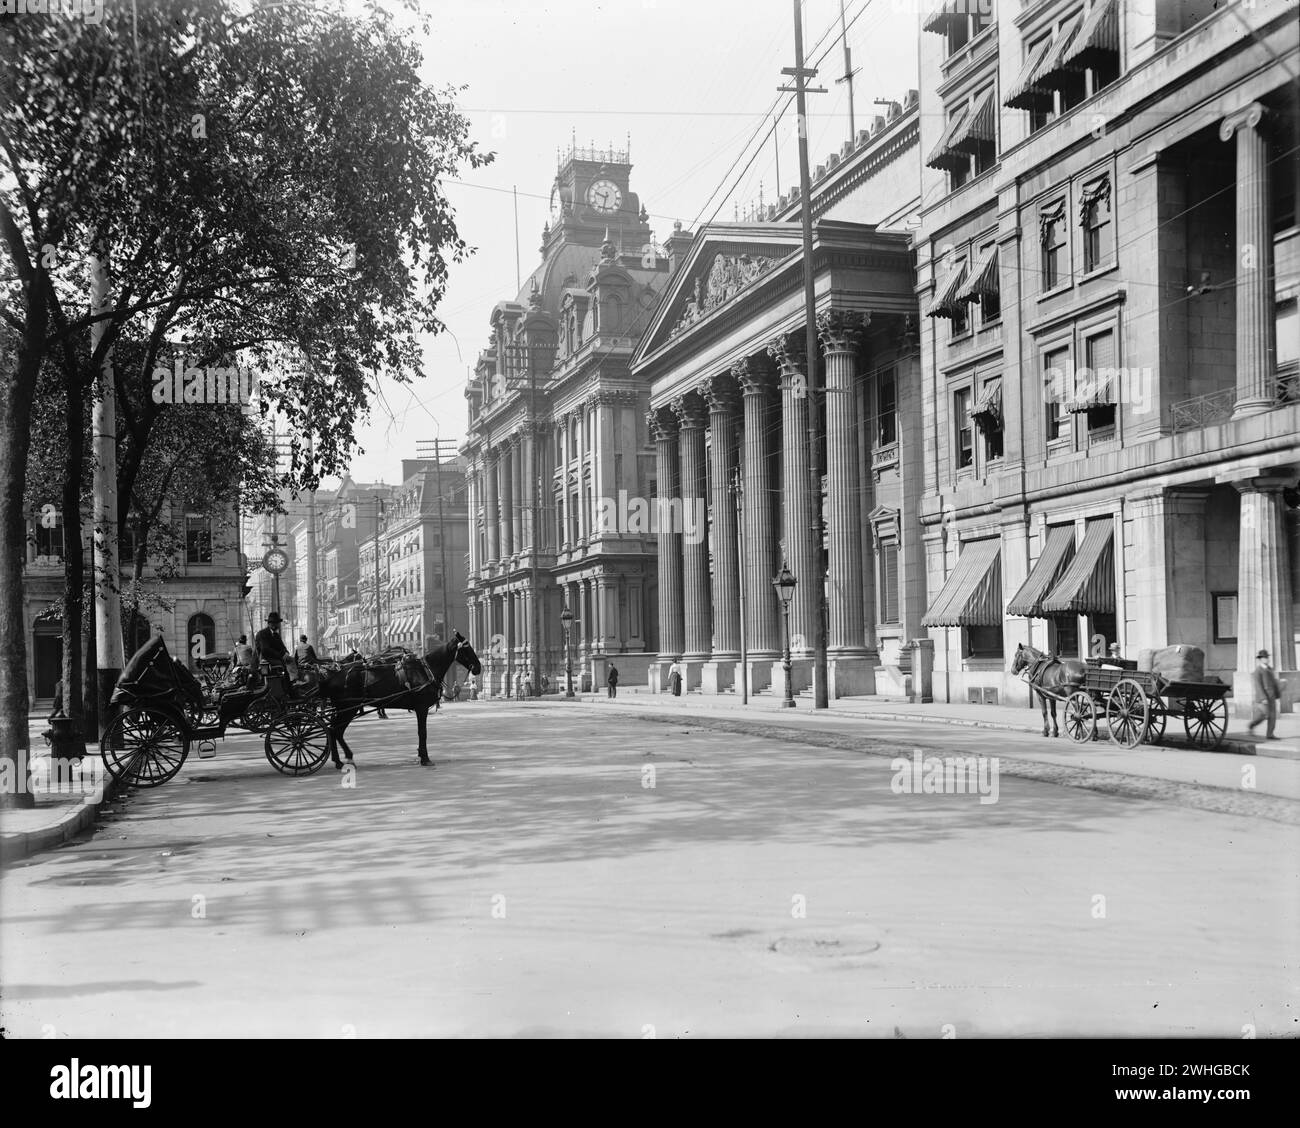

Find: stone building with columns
632;92;926;699
915;0;1299;710
461;144;672;695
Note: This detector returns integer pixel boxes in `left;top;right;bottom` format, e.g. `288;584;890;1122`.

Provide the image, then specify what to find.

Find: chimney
665;220;694;276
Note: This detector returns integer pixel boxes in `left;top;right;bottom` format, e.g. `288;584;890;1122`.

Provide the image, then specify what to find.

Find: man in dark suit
1248;649;1282;740
254;612;289;668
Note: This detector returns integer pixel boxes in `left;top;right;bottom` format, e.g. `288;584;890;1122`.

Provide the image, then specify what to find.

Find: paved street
2;703;1295;1039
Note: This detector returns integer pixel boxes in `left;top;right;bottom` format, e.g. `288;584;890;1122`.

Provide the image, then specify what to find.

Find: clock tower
545;141;651;257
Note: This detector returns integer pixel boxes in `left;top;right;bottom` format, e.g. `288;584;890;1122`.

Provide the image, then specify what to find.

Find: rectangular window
1213;592;1238;643
1085;330;1117;434
34;513;63;560
1082;178;1113;271
878;370;897;446
1044;346;1069;442
954;387;974;469
185;515;213;564
1042;205;1066;290
977;241;1000;325
879;541;899;625
964;625;1004;659
1050;614;1079;658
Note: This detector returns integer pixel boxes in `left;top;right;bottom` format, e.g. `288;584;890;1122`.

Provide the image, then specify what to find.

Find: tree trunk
60;355;84;735
0;303;46;809
82;571;98;739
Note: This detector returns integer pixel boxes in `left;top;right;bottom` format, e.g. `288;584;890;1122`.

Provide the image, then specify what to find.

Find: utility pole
529;344;542;699
305;434;319;649
733;470;748;705
373;497;385;650
835;0;858;144
90;248;124;734
782;0;830;709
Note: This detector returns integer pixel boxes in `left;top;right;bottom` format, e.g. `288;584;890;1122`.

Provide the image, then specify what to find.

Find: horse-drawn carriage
98;635;334;787
1014;643;1232;750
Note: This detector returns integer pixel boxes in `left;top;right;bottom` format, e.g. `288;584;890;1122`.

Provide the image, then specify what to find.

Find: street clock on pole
262;547;289;575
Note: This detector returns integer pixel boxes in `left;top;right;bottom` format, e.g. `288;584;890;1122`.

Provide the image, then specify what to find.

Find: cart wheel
1145;701;1167;745
1183;695;1228;748
264;710;332;776
240;697;283;734
1063;691;1097;744
100;707;189;788
1107;679;1150;749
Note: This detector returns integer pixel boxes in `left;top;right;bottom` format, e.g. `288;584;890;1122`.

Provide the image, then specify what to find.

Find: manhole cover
769;934;881;958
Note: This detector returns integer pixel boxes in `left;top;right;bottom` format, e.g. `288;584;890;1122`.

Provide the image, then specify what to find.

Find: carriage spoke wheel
1106;679;1150;749
1063;691;1097;744
241;697;284;734
100;708;189;788
1145;702;1167;745
264;711;332;776
1183;696;1228;748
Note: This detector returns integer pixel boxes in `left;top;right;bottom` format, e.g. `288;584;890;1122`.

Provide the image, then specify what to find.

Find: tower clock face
586;179;622;214
263;548;289;575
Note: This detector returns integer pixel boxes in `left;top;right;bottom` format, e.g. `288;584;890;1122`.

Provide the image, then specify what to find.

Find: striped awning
1004;36;1054;110
1034;13;1085;92
968;381;1002;431
956;243;999;303
922;538;1002;628
926;260;969;319
1065;368;1116;413
922;0;965;35
321;625;338;641
925;103;972;172
1062;0;1119;71
952;87;996;154
1041;520;1114;615
1007;525;1076;618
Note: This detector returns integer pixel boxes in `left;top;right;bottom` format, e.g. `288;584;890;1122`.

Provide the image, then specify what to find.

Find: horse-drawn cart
98;636;334;788
1061;660;1231;749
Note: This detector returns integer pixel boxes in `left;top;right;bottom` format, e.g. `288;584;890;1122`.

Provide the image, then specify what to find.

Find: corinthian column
674;392;711;678
1220;103;1276;418
485;450;500;564
767;332;816;673
497;443;513;560
700;372;740;693
818;310;869;657
734;357;780;692
650;407;684;683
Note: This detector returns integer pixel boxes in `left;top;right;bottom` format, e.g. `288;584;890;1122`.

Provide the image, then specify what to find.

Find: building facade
461;145;671;695
915;0;1299;711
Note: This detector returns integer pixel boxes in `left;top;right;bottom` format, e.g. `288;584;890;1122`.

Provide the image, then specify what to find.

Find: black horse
1010;643;1086;738
317;632;482;768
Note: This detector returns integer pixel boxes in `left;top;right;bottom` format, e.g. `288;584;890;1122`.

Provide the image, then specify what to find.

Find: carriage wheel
240;697;284;734
1063;691;1097;744
1145;701;1167;745
1183;696;1228;749
1106;679;1150;749
264;710;332;776
99;707;189;788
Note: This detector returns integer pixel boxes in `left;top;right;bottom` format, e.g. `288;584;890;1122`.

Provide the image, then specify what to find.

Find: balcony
1169;373;1298;434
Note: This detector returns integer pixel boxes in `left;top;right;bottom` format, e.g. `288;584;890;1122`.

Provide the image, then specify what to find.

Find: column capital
765;331;806;377
671;389;709;431
816;309;869;354
647;405;678;440
700;371;740;415
1219;102;1267;143
732;355;776;396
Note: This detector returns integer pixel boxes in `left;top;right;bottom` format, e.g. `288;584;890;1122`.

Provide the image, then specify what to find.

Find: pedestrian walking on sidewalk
668;660;683;697
607;664;619;698
1248;649;1283;740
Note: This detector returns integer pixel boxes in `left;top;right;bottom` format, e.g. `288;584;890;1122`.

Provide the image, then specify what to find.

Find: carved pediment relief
670;251;781;338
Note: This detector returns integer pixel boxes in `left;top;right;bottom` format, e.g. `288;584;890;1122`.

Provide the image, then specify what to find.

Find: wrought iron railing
1277;365;1299;404
1169;386;1236;434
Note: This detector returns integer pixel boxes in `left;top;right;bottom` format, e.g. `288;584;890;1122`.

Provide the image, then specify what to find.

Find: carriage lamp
560;606;574;699
772;562;797;708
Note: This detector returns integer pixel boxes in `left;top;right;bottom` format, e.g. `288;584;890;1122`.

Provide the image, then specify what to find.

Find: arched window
187;612;216;665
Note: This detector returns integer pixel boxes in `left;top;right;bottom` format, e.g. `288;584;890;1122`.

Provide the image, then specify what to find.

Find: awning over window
925;103;971;172
1065;370;1116;412
953;87;996;154
1004;36;1054;110
1062;0;1119;71
922;538;1002;627
926;261;969;319
968;381;1003;432
321;625;338;642
1041;520;1114;615
1033;13;1084;91
956;243;999;304
1007;525;1077;618
922;0;966;35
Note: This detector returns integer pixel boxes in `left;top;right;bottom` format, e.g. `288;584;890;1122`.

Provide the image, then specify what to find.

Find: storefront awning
926;260;969;319
1004;36;1054;110
1007;525;1076;618
1062;0;1119;71
922;0;966;35
1041;520;1114;615
956;243;999;304
922;538;1002;627
968;381;1002;432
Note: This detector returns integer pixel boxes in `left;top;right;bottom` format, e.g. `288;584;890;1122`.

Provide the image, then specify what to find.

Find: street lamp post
560;605;574;699
773;561;798;708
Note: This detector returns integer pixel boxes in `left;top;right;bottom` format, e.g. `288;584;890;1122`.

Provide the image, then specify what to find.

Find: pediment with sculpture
670;251;783;337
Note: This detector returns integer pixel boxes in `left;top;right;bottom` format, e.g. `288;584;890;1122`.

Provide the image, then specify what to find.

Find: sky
330;0;920;487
